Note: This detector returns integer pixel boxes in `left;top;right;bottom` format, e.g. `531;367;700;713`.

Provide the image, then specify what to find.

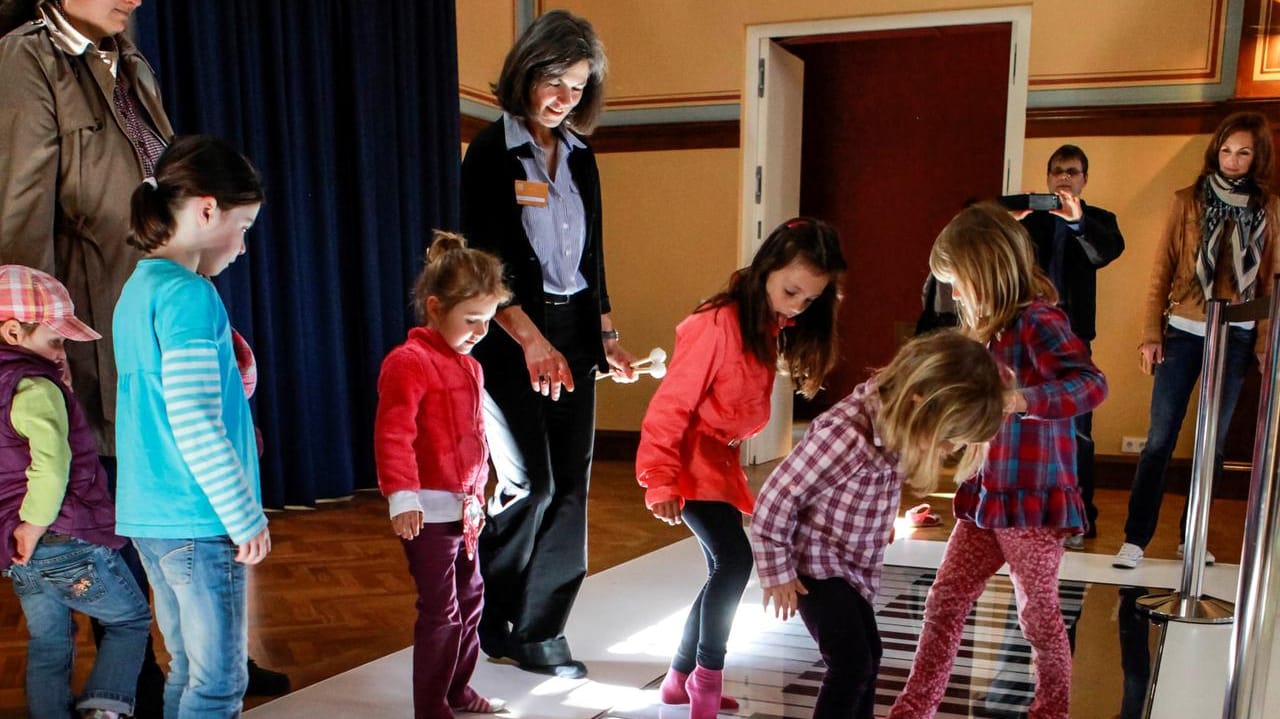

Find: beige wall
457;0;513;105
543;0;1227;106
593;150;740;430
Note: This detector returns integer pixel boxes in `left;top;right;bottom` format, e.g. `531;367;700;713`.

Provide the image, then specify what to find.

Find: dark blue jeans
1124;325;1255;548
672;500;753;672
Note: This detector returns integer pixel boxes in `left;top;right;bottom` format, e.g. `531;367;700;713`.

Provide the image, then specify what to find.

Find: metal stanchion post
1137;299;1234;622
1222;287;1280;719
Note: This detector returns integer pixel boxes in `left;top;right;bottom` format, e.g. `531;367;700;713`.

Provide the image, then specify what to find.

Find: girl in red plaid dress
887;203;1107;719
637;218;846;718
752;330;1005;719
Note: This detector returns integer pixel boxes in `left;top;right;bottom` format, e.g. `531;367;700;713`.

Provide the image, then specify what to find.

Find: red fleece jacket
374;327;488;498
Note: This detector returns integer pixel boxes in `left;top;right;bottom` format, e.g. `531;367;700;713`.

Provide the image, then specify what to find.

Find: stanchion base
1135;591;1235;624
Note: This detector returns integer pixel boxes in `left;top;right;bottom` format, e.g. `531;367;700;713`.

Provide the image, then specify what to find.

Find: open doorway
741;8;1031;461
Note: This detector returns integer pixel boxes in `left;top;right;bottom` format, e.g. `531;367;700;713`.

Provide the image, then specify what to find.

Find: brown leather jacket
0;19;173;454
1142;185;1280;356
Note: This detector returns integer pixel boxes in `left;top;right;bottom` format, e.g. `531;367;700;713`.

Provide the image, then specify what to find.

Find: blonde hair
412;230;512;322
929;202;1057;342
875;330;1006;495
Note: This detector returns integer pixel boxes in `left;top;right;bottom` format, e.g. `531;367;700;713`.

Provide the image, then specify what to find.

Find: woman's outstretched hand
603;340;638;382
524;340;574;400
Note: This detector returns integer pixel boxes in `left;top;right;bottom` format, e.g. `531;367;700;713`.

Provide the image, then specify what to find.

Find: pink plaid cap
0;265;100;342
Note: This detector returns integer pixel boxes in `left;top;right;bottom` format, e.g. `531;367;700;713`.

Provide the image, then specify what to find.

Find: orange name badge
514;180;549;207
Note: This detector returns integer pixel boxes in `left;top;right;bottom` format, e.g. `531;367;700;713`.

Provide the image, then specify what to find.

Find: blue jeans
134;537;248;719
1124;326;1255;548
7;536;151;718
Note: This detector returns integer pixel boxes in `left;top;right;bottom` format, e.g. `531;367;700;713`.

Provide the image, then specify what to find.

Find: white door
741;39;804;466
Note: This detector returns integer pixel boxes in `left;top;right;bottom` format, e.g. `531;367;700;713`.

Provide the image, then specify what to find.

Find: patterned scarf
1198;173;1267;301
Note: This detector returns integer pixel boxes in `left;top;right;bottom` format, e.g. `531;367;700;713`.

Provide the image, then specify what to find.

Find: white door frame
737;6;1031;464
740;5;1033;266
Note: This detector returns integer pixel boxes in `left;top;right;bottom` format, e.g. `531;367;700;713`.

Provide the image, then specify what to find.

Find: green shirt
12;376;71;526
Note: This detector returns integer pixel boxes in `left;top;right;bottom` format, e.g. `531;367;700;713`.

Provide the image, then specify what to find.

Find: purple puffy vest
0;345;123;569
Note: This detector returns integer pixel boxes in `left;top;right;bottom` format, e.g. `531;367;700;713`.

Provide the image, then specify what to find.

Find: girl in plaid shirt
637;218;846;718
752;330;1005;719
887;203;1107;719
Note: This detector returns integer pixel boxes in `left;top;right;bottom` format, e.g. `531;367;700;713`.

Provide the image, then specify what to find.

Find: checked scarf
1198;173;1268;301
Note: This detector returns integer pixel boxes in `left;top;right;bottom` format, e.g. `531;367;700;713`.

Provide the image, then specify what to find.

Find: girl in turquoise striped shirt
113;135;266;718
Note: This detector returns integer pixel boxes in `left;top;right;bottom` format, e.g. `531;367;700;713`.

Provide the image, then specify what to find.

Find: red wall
791;24;1011;411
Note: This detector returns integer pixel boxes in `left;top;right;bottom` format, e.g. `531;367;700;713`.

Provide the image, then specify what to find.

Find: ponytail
128;135;263;253
128;178;178;251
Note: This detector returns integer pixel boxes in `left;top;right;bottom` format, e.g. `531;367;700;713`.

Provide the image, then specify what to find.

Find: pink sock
659;668;740;710
685;665;724;719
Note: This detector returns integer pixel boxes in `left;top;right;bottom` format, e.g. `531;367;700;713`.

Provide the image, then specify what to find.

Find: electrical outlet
1121;436;1147;454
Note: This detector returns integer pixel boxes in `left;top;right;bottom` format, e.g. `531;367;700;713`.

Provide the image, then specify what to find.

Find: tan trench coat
0;20;174;454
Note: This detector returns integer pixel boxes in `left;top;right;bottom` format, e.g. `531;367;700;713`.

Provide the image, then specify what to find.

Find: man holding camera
1017;144;1125;550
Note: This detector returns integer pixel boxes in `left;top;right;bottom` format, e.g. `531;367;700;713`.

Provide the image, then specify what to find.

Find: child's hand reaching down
762;578;808;621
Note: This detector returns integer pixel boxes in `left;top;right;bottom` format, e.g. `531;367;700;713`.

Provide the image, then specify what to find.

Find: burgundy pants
402;521;485;719
887;520;1071;719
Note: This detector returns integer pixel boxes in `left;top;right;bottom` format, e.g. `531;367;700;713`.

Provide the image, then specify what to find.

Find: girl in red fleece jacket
636;218;847;717
374;231;511;719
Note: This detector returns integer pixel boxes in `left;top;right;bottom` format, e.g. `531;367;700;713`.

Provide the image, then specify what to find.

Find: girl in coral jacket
886;204;1107;719
374;230;512;719
636;218;847;717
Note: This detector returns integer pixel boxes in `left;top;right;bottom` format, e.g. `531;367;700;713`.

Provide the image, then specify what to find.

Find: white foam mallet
597;347;668;381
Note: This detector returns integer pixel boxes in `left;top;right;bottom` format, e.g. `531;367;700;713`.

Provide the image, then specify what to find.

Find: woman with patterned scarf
1114;111;1280;570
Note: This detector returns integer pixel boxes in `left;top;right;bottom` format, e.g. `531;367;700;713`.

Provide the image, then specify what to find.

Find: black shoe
517;659;588;679
131;638;166;719
246;659;291;696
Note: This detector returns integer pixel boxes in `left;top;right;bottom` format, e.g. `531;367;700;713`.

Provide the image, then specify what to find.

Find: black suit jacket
1020;203;1124;342
459;117;611;375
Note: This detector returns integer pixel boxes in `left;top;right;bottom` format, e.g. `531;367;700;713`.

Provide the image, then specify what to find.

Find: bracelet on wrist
601;329;619;341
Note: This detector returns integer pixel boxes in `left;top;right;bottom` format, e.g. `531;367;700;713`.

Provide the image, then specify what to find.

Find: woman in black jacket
460;9;635;679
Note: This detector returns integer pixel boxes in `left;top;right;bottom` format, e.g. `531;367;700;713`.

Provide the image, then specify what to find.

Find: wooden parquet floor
0;460;1247;717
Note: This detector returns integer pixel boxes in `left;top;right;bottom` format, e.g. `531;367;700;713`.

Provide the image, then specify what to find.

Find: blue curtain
133;1;461;506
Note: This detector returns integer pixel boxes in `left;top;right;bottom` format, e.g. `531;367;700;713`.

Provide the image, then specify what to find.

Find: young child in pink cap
0;264;151;719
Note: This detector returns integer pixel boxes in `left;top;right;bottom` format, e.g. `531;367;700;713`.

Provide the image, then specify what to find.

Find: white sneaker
1064;534;1085;551
1176;543;1215;565
1113;543;1144;568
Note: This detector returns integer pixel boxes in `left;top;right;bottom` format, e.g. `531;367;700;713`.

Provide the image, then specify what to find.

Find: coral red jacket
374;327;488;498
636;303;775;515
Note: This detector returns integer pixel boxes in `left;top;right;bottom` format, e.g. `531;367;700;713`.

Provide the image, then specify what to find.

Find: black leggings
672;500;753;672
797;575;882;719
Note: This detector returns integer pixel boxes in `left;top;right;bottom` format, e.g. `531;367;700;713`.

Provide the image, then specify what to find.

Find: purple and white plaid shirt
750;380;902;604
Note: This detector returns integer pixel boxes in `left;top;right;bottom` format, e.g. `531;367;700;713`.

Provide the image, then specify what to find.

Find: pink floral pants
886;520;1071;719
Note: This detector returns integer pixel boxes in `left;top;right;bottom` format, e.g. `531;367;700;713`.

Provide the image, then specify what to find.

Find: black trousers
796;575;882;719
477;299;597;666
673;500;753;673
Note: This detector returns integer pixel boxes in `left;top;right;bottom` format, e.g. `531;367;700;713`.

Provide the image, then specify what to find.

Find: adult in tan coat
0;0;172;455
1114;111;1280;570
0;1;290;708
